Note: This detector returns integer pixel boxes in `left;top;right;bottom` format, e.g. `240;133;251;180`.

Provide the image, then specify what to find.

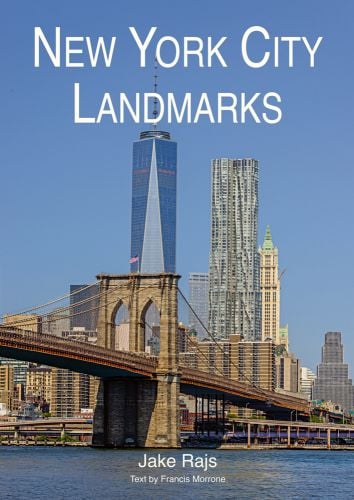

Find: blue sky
1;1;354;371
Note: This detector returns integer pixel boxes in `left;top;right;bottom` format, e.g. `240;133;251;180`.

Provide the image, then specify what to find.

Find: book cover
1;1;353;498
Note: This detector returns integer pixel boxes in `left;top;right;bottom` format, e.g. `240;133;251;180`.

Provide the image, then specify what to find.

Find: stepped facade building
313;332;353;411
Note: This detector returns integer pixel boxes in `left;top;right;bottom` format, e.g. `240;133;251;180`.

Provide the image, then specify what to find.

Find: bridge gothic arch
96;273;180;371
140;298;161;355
111;301;129;351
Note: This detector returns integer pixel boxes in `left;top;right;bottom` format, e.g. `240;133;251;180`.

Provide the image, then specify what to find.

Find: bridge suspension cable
177;287;272;399
2;282;171;331
1;281;99;321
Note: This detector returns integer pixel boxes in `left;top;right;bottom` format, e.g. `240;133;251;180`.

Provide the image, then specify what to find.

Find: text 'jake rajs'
138;453;217;472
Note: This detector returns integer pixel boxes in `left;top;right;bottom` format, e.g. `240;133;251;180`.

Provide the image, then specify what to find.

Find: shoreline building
130;130;177;273
188;272;209;339
208;158;261;340
313;332;354;412
259;226;280;344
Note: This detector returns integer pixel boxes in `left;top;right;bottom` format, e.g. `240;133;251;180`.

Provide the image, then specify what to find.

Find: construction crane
279;268;287;281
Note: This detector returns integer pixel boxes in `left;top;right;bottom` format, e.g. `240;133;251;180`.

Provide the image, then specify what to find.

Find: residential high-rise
313;332;353;411
1;314;39;389
130;130;177;273
259;226;280;344
0;365;14;412
50;328;98;417
188;272;209;338
208;158;260;340
0;358;29;388
179;333;275;391
26;366;52;406
51;368;90;417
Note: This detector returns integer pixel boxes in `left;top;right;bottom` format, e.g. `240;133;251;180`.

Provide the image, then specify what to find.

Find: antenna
152;57;158;130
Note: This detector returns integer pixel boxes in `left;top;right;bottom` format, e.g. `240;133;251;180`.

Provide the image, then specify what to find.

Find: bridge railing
0;326;158;370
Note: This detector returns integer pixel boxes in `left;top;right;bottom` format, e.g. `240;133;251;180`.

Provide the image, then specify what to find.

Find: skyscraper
313;332;354;411
208;158;260;340
259;226;280;344
188;272;209;338
70;284;99;331
130;130;177;273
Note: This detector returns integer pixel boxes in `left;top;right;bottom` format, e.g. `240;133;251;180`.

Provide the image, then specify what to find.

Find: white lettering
129;27;157;67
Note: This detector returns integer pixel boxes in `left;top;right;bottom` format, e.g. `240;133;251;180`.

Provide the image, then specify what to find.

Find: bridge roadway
0;418;92;430
0;326;308;416
0;418;93;441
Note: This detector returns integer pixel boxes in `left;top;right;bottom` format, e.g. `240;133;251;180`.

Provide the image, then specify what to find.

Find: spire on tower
262;225;275;251
152;57;158;130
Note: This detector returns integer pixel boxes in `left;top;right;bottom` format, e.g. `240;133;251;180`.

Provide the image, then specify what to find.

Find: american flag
129;255;139;264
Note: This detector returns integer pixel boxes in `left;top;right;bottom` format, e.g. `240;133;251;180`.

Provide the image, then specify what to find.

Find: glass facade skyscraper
130;130;177;273
70;284;99;331
208;158;261;341
188;272;209;339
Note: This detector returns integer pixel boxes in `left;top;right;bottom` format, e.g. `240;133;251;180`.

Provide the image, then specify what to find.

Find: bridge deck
0;327;308;415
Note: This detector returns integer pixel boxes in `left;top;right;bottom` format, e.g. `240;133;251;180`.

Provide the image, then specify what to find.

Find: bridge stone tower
92;273;181;448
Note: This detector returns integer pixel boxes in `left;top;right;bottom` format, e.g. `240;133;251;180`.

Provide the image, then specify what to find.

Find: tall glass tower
130;130;177;273
208;158;261;341
188;272;209;339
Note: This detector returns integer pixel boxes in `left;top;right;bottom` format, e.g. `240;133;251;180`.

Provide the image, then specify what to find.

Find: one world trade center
130;129;177;273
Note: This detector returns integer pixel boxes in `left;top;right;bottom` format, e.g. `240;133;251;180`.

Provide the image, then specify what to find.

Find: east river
0;448;353;499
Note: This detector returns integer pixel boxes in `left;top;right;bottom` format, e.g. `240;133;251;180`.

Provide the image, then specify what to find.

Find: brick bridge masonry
92;273;181;448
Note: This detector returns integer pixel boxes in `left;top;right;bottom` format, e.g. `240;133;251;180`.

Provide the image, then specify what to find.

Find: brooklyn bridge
0;273;308;448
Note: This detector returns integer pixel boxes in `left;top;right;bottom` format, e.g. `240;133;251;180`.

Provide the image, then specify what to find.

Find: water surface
0;447;352;499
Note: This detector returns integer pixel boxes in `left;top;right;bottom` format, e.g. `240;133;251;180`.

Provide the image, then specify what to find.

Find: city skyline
1;1;354;371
